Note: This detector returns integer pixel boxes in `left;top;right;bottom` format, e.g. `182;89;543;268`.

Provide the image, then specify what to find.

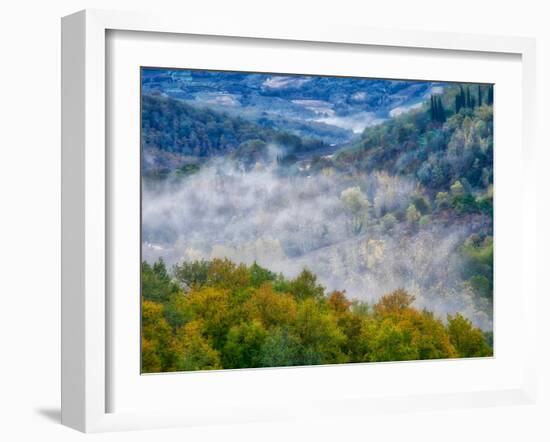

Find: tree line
142;258;492;373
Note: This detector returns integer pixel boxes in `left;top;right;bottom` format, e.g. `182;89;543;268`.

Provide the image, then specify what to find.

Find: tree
141;300;175;372
455;85;467;113
419;214;431;226
142;259;180;303
450;180;465;198
412;195;431;215
293;298;347;365
185;286;232;349
288;269;325;301
205;258;251;292
406;203;421;225
173;259;211;289
222;320;267;368
368;290;457;361
478;84;483;107
373;289;416;316
340;186;370;235
447;314;492;357
460;236;493;300
260;327;299;367
245;283;298;327
466;86;474;108
141;259;493;372
249;262;276;287
172;320;221;371
380;213;397;231
327;290;352;314
430;95;446;122
435;191;451;210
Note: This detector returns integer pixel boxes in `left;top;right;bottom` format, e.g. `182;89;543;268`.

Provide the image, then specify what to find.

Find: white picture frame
61;9;538;433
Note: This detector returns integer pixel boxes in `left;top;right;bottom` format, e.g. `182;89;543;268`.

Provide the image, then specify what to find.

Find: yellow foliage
141;259;492;372
171;320;221;371
373;288;416;316
244;283;297;328
207;258;251;291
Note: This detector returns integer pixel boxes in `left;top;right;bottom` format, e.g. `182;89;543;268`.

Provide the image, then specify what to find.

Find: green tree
222;320;267;368
412;195;431;215
362;319;419;362
447;313;492;357
173;259;212;288
478;84;483;107
450;180;465;198
288;269;325;301
172;320;221;371
380;213;397;231
260;327;299;367
293;298;347;365
435;191;451;210
249;262;276;287
142;259;180;303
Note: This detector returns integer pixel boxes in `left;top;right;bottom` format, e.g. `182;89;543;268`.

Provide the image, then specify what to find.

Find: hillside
142;68;444;144
141;94;327;179
141;79;495;332
329;84;494;194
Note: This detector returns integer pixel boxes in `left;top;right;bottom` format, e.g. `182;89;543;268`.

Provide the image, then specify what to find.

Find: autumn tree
141;300;176;372
141;259;493;373
373;288;416;316
205;258;251;292
244;283;298;328
184;286;232;350
171;320;221;371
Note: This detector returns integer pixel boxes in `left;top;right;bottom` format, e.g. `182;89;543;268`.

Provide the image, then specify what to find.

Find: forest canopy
142;258;492;373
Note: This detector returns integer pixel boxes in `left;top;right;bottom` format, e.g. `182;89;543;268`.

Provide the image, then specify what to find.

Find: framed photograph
61;9;537;432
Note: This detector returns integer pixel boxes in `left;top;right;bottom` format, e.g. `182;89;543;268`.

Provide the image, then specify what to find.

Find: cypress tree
455;86;466;113
430;95;445;123
430;94;446;122
439;96;446;122
478;84;483;107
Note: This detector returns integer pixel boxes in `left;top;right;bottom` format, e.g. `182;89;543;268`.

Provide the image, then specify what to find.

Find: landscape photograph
140;68;494;373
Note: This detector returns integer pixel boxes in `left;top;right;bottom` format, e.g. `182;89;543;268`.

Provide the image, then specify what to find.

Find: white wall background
0;1;547;440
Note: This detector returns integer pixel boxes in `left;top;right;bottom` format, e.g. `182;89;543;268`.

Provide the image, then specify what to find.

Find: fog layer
142;156;492;330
